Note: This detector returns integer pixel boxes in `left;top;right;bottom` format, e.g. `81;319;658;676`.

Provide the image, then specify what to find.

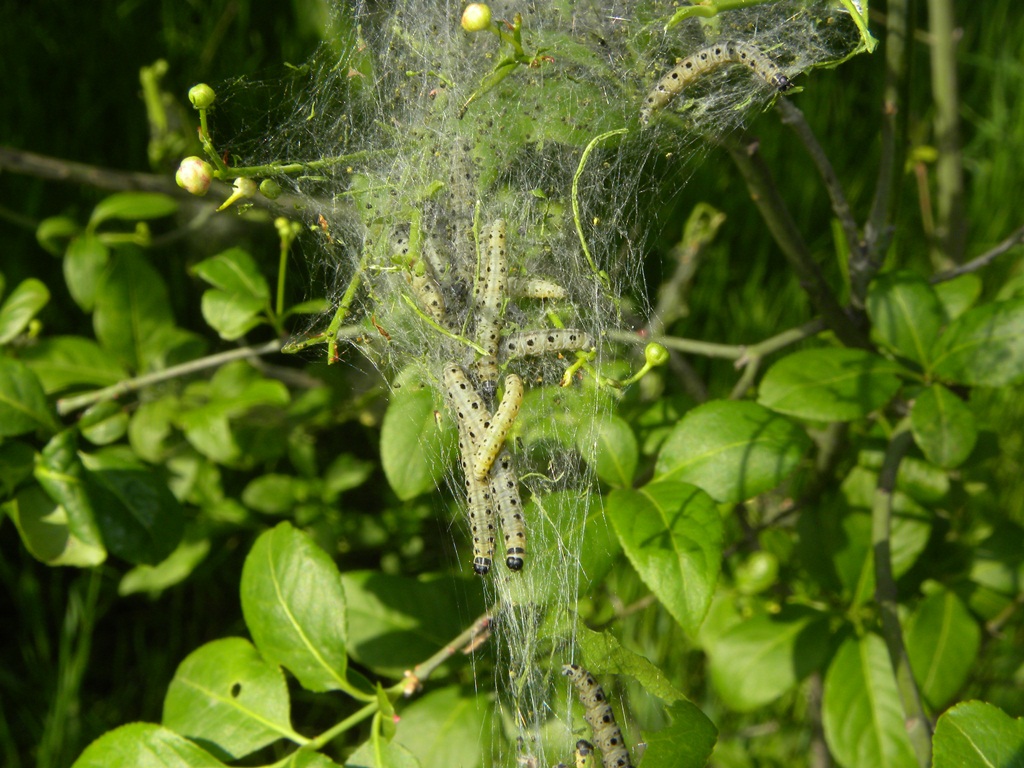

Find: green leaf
19;336;127;393
177;362;290;465
93;248;175;371
932;701;1024;768
163;637;295;760
0;278;49;344
88;191;179;228
574;622;686;703
36;215;81;257
119;534;211;596
821;634;918;768
392;686;492;768
64;234;110;312
0;439;35;496
707;606;832;711
341;570;486;677
71;722;226;768
866;271;945;365
79;400;129;445
346;740;421;768
904;587;980;710
193;248;270;341
34;430;104;549
638;701;718;768
242;474;312;515
930;298;1024;385
758;348;902;422
0;356;59;436
577;413;638;489
79;448;185;565
381;385;454;500
240;522;348;692
654;400;810;502
607;481;722;633
193;248;270;301
128;396;180;463
933;273;982;321
278;752;345;768
910;385;976;468
322;453;374;499
4;485;107;567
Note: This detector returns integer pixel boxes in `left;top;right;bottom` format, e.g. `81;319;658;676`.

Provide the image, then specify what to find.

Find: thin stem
931;223;1024;283
927;0;967;266
56;339;284;415
666;0;775;28
326;247;375;363
606;329;744;360
572;129;628;285
726;140;867;348
400;610;494;694
776;99;865;303
298;702;378;755
872;421;933;767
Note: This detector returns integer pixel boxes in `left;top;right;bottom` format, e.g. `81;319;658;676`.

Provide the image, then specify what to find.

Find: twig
606;329;744;360
872;421;933;768
726;139;868;349
55;339;285;415
931;223;1024;283
926;0;967;266
776;99;865;300
401;610;494;697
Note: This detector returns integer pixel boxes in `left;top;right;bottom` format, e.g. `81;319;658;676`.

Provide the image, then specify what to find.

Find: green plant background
2;1;1023;767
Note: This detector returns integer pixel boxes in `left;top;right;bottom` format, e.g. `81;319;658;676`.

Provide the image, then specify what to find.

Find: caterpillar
472;373;523;480
489;448;525;571
511;276;568;301
641;40;792;124
473;219;509;397
443;363;525;572
576;740;596;768
442;363;496;574
562;664;632;768
501;329;595;360
395;233;447;325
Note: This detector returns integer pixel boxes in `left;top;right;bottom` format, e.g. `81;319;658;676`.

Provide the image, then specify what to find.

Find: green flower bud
461;3;492;32
175;156;213;196
188;83;216;109
644;342;669;367
259;178;283;200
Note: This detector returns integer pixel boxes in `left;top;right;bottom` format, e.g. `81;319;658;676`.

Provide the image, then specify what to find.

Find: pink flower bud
175;156;213;196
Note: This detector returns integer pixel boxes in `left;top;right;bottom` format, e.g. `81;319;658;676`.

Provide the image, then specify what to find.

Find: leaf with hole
163;637;295;760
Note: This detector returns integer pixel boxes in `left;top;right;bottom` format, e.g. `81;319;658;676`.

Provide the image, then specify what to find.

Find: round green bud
175;156;213;196
188;83;216;109
735;551;779;595
644;342;670;367
461;3;492;32
259;178;283;200
233;177;258;199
